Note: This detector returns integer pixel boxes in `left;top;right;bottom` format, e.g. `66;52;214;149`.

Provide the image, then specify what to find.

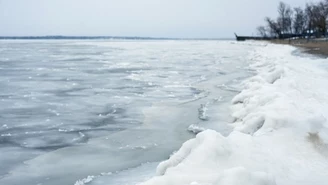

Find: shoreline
270;39;328;58
140;43;328;185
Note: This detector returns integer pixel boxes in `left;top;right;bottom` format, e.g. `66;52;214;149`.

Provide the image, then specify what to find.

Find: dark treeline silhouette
258;0;328;39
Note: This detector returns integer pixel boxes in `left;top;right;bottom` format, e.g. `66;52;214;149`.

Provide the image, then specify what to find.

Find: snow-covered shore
139;43;328;185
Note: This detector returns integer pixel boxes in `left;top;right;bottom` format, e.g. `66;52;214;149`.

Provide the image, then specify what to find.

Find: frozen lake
0;40;255;185
2;40;328;185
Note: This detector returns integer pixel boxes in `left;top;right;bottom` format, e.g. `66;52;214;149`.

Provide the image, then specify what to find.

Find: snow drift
139;43;328;185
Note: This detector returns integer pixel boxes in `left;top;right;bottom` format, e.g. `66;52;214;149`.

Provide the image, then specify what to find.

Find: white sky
0;0;316;38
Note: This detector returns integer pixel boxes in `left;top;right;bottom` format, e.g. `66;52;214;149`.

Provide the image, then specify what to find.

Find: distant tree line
257;0;328;38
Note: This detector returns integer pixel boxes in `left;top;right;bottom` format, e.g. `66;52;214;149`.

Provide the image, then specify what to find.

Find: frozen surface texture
0;40;252;185
140;43;328;185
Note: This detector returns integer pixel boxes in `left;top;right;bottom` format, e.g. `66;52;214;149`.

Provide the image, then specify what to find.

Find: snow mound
140;42;328;185
231;44;328;136
140;130;275;185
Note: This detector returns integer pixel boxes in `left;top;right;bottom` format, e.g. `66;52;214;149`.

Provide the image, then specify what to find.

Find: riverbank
271;39;328;58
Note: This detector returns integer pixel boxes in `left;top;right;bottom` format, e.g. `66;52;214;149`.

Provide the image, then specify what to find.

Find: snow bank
139;42;328;185
140;130;276;185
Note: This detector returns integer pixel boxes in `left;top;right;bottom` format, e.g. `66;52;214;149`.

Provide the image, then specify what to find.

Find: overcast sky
0;0;317;38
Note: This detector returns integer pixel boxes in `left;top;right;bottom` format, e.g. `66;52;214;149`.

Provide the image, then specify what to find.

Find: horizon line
0;35;233;40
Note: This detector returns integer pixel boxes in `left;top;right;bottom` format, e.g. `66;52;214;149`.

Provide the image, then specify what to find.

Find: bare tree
265;17;281;37
256;26;267;37
305;3;315;34
277;2;293;34
293;7;307;35
305;1;328;37
257;0;328;39
316;1;328;36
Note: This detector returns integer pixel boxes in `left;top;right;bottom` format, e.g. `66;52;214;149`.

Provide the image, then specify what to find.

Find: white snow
139;43;328;185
